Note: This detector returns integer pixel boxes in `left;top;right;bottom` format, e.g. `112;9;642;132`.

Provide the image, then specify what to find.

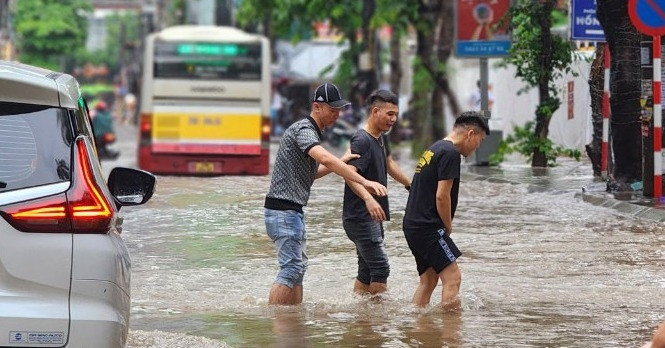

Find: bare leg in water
412;263;461;310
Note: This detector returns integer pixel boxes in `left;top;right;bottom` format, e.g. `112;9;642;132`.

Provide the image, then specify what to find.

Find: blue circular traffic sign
629;0;665;35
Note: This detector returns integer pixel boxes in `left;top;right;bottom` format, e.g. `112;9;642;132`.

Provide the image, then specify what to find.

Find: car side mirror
108;167;156;206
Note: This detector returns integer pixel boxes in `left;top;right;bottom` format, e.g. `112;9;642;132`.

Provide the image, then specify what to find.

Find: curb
463;171;665;223
574;192;665;223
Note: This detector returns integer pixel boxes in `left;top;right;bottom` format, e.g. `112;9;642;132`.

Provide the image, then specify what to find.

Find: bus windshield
153;41;262;81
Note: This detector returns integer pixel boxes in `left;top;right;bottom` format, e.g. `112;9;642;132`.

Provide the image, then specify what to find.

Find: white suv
0;61;155;347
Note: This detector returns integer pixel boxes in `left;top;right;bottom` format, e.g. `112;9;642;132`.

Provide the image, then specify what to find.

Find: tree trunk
419;0;458;142
432;91;445;140
412;26;434;153
389;30;403;144
431;1;446;140
261;3;277;63
597;0;642;189
532;1;556;167
359;0;378;98
439;0;458;126
586;43;605;177
411;0;436;155
389;32;402;94
411;0;459;154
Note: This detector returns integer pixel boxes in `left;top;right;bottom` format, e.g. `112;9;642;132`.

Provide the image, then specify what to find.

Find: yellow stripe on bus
153;113;261;140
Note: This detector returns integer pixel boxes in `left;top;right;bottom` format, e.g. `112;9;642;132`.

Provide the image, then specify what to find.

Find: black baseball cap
313;83;351;108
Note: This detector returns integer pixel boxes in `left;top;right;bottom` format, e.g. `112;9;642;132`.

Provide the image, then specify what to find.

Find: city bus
138;25;271;175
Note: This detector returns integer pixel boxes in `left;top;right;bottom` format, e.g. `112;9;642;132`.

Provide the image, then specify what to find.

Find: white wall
446;54;594;152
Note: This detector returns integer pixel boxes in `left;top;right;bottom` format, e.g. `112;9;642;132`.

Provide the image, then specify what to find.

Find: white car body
0;61;155;348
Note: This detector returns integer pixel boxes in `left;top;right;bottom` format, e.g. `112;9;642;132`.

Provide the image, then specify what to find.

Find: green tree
236;0;459;155
236;0;377;97
74;12;139;75
396;0;460;155
14;0;92;70
374;0;412;94
500;0;578;167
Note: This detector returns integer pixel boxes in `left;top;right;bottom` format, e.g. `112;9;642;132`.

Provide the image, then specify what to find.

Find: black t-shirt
403;139;461;231
343;129;390;222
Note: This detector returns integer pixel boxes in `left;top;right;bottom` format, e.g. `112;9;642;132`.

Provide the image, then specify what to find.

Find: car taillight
67;139;114;233
0;138;115;234
0;194;70;232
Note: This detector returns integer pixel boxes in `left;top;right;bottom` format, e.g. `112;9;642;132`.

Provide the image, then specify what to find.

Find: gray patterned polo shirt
264;116;322;212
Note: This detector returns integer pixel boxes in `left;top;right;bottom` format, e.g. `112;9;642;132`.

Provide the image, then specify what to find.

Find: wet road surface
104;124;665;347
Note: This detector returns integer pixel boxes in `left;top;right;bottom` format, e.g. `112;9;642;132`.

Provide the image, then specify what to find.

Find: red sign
457;0;511;41
456;0;512;57
628;0;665;36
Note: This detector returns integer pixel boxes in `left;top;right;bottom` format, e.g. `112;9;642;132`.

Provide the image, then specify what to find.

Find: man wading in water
264;83;387;305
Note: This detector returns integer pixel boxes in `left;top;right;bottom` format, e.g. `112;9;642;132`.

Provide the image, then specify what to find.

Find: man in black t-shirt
403;111;489;310
343;90;412;296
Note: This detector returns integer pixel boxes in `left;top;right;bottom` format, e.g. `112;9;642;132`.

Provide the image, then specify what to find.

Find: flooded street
107;125;665;347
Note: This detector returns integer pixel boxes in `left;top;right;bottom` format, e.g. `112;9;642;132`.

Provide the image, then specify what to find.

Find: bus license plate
188;161;221;173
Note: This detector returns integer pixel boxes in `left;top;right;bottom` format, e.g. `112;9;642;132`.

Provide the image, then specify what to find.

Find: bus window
153;42;262;81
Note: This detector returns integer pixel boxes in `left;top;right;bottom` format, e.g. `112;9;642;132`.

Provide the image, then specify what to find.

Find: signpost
455;0;512;114
455;0;511;165
628;0;665;200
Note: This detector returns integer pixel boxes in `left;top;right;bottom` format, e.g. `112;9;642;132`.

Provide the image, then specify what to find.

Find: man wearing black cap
265;83;388;305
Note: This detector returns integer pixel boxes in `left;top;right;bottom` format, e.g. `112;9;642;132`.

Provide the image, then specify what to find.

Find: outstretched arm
308;145;387;197
315;148;358;179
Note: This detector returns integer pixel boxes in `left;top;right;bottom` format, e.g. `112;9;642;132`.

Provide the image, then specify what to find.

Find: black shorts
404;227;462;276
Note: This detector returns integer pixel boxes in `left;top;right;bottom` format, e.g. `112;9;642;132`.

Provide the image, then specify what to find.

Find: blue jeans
265;209;308;287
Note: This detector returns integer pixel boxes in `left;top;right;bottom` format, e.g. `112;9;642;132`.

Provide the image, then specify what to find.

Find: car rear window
0;102;74;192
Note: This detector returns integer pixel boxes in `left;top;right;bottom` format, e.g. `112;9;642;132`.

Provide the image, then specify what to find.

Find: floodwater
107;126;665;348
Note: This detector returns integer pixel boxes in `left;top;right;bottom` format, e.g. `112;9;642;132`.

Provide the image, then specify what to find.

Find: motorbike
95;132;120;160
323;107;363;148
324;118;357;148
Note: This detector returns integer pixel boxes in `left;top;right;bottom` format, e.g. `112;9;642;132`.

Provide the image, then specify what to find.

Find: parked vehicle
323;117;358;148
0;61;156;348
322;106;362;148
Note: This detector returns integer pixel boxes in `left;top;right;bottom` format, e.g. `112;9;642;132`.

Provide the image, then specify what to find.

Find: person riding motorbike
91;100;120;160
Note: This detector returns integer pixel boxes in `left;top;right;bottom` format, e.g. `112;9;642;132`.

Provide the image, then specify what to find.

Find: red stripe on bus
152;143;261;155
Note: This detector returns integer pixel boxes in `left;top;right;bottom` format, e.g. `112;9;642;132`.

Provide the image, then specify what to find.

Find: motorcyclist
91;100;119;160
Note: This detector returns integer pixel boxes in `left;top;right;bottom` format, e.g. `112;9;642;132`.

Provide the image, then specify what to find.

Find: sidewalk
462;157;665;223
